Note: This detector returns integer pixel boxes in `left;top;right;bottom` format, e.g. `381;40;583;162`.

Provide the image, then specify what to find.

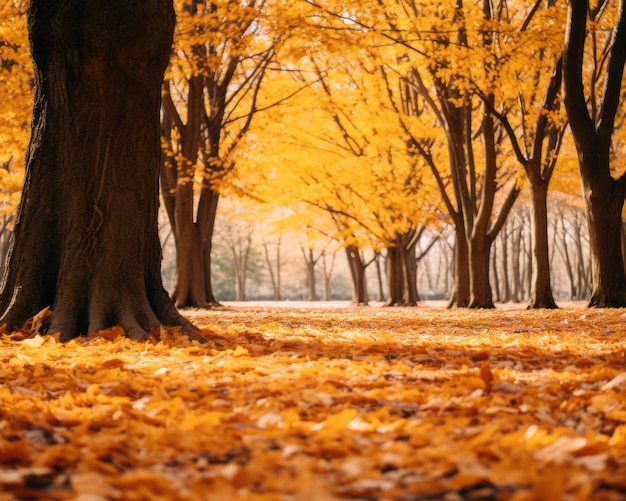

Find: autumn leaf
1;306;626;499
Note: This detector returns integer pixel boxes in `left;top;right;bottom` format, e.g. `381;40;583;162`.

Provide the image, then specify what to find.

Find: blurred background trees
2;0;625;307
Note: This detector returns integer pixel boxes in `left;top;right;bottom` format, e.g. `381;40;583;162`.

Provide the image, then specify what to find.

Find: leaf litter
1;306;626;500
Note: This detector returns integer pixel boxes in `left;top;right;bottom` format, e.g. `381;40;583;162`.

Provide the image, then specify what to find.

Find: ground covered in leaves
1;304;626;500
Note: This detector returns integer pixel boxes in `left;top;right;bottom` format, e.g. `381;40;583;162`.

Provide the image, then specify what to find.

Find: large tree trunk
0;0;195;341
585;188;626;306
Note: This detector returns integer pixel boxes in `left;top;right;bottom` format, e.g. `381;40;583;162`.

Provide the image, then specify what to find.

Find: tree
161;0;282;308
563;0;626;306
0;0;194;341
235;48;440;307
382;1;519;308
301;247;322;301
477;1;567;309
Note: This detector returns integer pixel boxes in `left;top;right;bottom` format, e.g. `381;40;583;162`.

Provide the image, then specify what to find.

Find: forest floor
1;303;626;500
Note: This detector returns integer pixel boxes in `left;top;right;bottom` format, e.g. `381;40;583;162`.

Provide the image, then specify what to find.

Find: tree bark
0;0;195;341
585;189;626;306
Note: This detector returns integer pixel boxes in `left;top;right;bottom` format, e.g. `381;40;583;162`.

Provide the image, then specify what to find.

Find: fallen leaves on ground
1;305;626;500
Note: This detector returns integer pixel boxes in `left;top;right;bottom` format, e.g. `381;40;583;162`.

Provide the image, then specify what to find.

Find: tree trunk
169;184;221;308
201;189;220;306
385;247;404;306
570;213;590;300
466;106;502;309
585;190;626;306
563;0;626;306
0;220;12;281
403;242;419;305
511;220;523;303
374;253;386;302
346;246;368;306
468;233;495;308
173;220;207;307
491;238;500;303
528;181;557;309
0;0;195;341
500;225;511;302
621;220;626;276
303;248;319;301
447;224;470;307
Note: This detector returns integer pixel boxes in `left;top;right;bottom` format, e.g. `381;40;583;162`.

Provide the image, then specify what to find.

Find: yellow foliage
0;2;30;222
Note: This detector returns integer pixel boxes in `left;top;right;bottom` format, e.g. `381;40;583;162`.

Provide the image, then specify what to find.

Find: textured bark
585;190;626;306
0;0;195;341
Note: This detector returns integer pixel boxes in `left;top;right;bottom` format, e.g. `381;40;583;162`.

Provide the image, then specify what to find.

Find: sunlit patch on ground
1;305;626;500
